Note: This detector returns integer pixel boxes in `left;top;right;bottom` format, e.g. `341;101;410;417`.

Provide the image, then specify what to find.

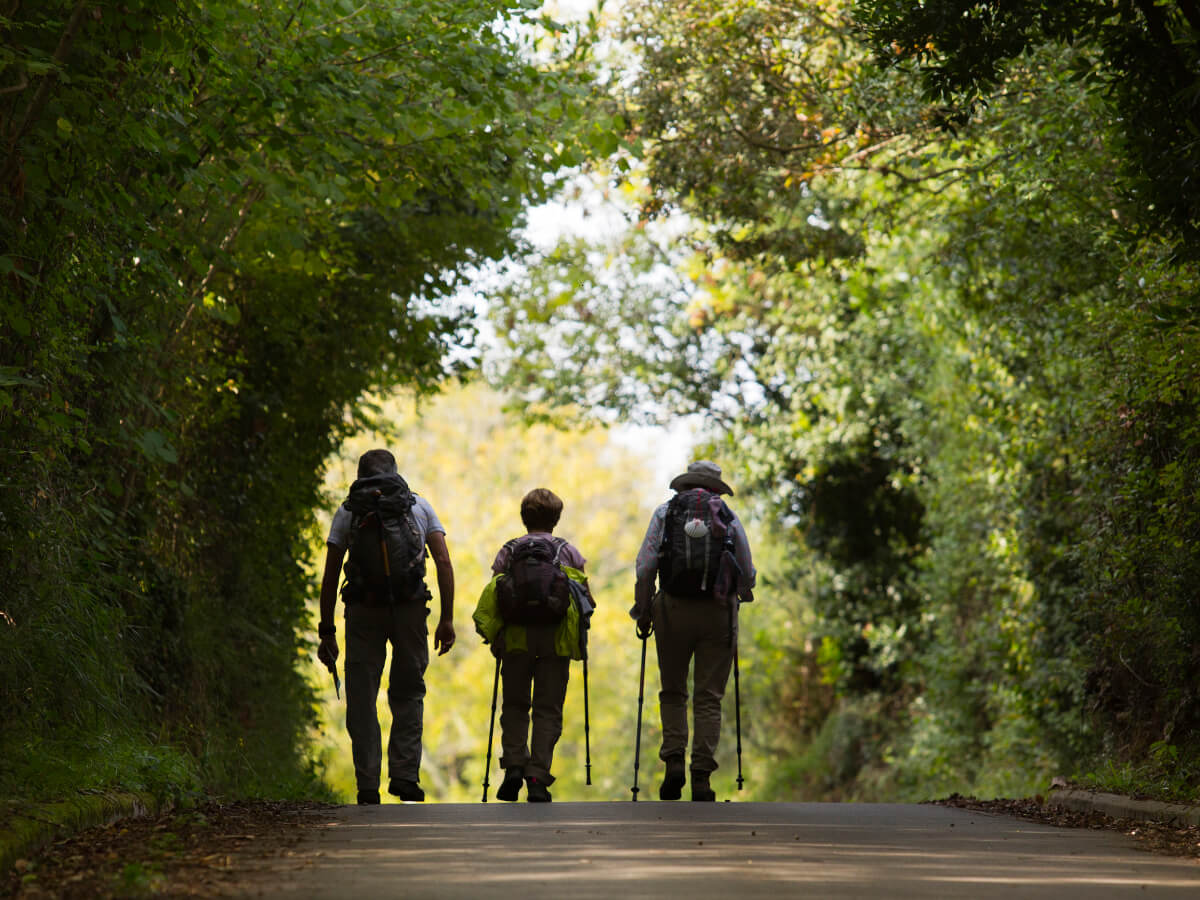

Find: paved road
246;802;1199;899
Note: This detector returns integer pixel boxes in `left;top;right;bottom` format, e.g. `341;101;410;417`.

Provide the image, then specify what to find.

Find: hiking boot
659;757;686;801
388;779;426;802
356;789;381;805
525;776;552;803
691;772;716;802
497;767;524;802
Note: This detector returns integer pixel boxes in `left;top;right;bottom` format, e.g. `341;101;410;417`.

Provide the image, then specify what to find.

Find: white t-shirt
326;494;445;551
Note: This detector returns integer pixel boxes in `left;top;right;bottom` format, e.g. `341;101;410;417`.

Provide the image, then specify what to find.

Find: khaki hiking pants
499;623;570;785
652;591;737;775
345;600;430;792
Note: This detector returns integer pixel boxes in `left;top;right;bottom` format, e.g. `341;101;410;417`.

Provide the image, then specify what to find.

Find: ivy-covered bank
0;0;592;804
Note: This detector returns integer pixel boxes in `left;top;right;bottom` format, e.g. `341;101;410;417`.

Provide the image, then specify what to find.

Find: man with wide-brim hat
668;460;734;496
631;459;755;802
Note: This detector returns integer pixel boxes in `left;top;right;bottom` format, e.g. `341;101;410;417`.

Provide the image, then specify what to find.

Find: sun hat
668;460;733;496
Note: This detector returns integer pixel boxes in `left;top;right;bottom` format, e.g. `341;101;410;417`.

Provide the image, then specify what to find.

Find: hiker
631;460;755;801
473;488;592;803
317;448;456;805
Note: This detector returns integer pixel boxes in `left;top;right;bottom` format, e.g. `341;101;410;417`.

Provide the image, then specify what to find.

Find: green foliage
1;0;591;803
1082;740;1200;805
855;0;1200;247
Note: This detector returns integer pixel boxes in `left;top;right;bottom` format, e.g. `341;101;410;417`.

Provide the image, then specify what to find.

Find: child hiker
473;488;593;802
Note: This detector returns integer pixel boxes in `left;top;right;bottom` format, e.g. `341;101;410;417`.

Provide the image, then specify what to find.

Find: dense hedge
0;0;586;801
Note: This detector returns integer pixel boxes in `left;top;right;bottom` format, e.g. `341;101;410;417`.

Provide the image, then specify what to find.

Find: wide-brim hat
669;460;733;496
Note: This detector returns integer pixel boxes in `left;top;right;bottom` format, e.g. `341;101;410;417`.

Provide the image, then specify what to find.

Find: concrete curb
1047;788;1200;828
1;791;168;875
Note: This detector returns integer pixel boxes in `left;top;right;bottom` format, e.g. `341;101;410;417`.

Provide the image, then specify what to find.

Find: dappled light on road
246;803;1200;898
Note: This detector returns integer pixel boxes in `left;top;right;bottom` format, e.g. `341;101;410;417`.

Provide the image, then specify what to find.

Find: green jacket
472;566;591;660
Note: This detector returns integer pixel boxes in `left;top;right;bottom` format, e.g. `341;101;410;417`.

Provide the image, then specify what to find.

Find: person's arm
631;506;666;628
565;542;587;574
317;543;345;668
426;530;456;655
491;542;512;576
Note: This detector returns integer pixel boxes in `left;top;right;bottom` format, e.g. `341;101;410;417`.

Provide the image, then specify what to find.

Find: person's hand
317;635;339;669
434;619;456;656
636;616;653;640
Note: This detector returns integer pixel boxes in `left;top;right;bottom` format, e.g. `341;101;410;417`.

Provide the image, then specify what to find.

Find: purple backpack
495;535;572;625
659;488;736;599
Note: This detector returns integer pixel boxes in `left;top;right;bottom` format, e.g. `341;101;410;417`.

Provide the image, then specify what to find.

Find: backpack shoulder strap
498;537;521;573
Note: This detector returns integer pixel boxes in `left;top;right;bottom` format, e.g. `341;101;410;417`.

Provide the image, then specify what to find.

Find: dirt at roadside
934;794;1200;861
1;800;331;899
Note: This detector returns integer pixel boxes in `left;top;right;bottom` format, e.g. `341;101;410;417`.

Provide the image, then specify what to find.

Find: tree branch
0;73;29;96
1173;0;1200;33
2;0;90;185
331;41;416;67
297;2;370;40
165;180;266;358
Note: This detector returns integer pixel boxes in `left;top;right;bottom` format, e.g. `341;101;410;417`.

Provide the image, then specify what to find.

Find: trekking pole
482;655;500;803
631;633;648;801
583;656;592;785
734;642;744;791
732;598;745;791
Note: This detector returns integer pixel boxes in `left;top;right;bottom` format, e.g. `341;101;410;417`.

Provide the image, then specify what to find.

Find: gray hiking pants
653;591;737;774
498;623;570;784
345;600;429;792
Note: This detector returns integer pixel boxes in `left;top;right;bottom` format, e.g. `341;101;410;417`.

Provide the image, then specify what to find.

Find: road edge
1047;787;1200;827
0;791;168;875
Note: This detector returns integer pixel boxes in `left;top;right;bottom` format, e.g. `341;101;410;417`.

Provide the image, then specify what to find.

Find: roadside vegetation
1;0;594;807
488;0;1200;803
3;0;1198;818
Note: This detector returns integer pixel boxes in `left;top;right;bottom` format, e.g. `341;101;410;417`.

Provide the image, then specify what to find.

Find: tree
855;0;1200;246
0;0;594;801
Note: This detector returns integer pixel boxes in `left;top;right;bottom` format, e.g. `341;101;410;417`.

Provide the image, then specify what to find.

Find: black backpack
659;488;735;598
495;535;571;625
341;473;427;604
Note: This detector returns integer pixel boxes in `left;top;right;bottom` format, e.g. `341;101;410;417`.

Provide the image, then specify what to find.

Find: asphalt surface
243;801;1200;898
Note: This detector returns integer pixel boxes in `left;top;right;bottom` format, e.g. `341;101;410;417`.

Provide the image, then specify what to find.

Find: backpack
495;535;571;625
659;488;735;598
341;473;427;604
